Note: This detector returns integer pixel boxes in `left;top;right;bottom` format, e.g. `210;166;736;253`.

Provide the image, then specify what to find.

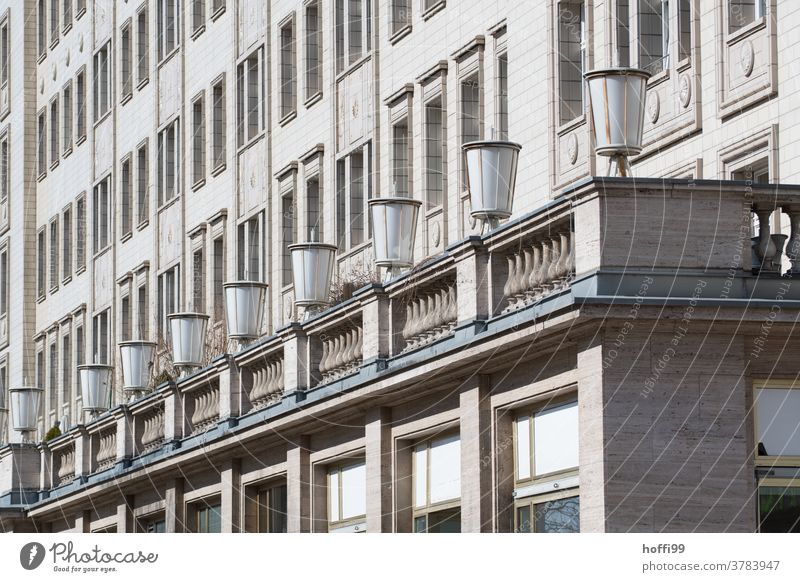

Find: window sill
37;294;45;304
158;47;181;69
62;275;72;286
37;171;47;182
237;133;265;155
335;53;372;83
304;91;323;109
49;38;60;51
120;92;133;106
210;162;226;177
425;204;443;220
137;218;150;232
76;7;86;20
137;77;150;91
63;23;72;35
556;114;586;137
211;5;226;21
676;57;692;73
279;110;297;127
62;145;73;159
76;134;87;147
38;52;47;65
49;285;59;295
76;265;86;276
646;68;670;89
121;231;133;244
191;25;206;41
50;160;60;171
192;177;206;192
727;16;767;46
422;0;446;21
93;110;112;129
389;24;412;45
157;195;180;215
93;246;111;261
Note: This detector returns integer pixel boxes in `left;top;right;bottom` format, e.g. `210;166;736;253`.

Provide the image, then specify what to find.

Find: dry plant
330;260;379;306
204;305;228;365
151;333;176;389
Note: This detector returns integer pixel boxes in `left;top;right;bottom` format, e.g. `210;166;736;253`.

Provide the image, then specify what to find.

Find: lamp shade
9;386;43;432
223;282;268;340
78;364;114;413
369;197;422;270
584;68;650;157
168;312;209;368
290;243;337;307
119;341;157;392
463;140;522;222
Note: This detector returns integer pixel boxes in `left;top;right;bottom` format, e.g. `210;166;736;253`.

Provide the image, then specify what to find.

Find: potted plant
78;364;114;416
167;312;210;372
584;68;651;176
9;385;43;438
290;242;337;318
369;197;422;280
223;281;268;341
119;340;157;398
463;139;522;231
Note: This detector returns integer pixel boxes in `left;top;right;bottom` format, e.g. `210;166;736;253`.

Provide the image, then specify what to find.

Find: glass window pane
329;469;340;521
429;435;461;504
516;505;532;533
516;415;531;481
413;445;427;508
534;401;579;476
426;507;461;533
268;484;288;533
759;486;800;533
413;515;427;533
534;495;580;533
756;388;800;456
340;462;366;519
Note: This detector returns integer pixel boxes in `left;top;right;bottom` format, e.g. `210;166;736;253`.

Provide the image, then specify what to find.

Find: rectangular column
286;435;311;532
365;407;393;532
459;375;492;532
220;458;241;533
165;477;185;533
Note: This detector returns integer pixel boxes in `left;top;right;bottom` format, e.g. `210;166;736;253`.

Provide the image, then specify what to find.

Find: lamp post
290;242;337;320
9;386;43;442
119;340;157;401
78;364;114;418
167;312;210;376
223;281;268;347
584;68;651;177
369;197;422;281
463;139;522;232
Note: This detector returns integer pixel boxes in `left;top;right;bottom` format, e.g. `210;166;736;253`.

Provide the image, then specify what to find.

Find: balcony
4;177;800;505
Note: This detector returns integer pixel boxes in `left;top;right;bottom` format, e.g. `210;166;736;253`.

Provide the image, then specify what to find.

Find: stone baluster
785;206;800;275
752;206;777;271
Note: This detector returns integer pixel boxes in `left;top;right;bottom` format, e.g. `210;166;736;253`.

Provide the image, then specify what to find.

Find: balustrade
752;204;800;275
318;325;363;384
401;280;457;352
140;410;165;453
189;386;220;435
95;432;117;471
248;358;285;409
56;447;75;485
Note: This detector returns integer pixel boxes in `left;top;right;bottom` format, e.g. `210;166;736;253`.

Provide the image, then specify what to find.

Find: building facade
1;0;800;532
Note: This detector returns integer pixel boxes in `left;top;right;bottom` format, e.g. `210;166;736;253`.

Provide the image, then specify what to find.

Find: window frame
210;74;226;174
327;460;367;532
236;46;265;148
93;41;112;123
157;117;181;207
411;432;462;531
92;174;112;255
120;18;133;103
191;91;206;189
61;203;72;283
136;3;150;88
304;1;322;105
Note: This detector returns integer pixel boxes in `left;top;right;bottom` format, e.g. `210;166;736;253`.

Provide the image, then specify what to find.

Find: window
194;501;222;533
279;17;296;120
62;206;72;280
49;0;59;45
212;236;224;317
514;400;580;533
256;483;287;533
37;108;47;177
754;382;800;532
391;1;411;36
391;118;410;197
638;0;669;74
158;0;180;61
92;309;109;364
0;246;7;318
424;99;444;209
459;74;481;189
49;219;59;291
37;228;46;298
305;2;322;101
0;362;6;427
76;322;85;367
191;94;205;185
678;0;691;61
192;248;204;312
121;294;131;341
137;280;149;340
306;176;322;240
49;98;59;165
76;194;86;270
93;42;111;121
413;434;461;533
143;518;166;533
237;48;264;146
38;0;47;57
62;81;73;152
93;176;111;253
617;0;631;66
281;190;295;285
334;0;371;73
35;349;45;394
157;118;180;204
157;265;179;337
76;68;87;141
497;52;509;140
49;341;58;413
211;0;225;15
335;144;370;250
328;462;367;531
137;141;149;224
211;77;226;170
137;5;149;85
0;17;9;91
729;0;765;33
121;20;133;100
77;0;86;17
191;0;205;35
557;1;585;125
237;214;261;282
61;332;71;404
121;156;133;237
0;129;8;205
62;0;72;31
